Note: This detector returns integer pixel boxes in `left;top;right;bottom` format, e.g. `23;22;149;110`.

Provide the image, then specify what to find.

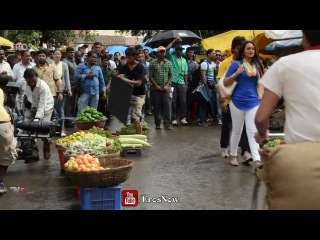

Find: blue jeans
77;93;99;117
53;96;65;120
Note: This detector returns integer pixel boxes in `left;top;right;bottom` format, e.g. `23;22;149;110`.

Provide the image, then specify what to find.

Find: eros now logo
10;184;27;195
14;43;33;51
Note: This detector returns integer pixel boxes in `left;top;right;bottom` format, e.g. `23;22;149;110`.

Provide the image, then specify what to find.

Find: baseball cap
157;46;166;52
78;44;88;49
174;44;185;50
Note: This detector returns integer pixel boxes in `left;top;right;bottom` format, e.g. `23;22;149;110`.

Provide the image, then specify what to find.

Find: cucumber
118;134;147;140
121;144;143;148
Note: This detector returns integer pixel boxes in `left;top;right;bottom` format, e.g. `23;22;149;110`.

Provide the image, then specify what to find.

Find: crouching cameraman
0;74;18;194
16;69;54;161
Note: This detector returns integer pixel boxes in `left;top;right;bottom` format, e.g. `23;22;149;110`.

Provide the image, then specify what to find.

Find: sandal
230;157;239;166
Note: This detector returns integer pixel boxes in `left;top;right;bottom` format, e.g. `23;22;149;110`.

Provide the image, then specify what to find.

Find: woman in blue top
224;40;264;167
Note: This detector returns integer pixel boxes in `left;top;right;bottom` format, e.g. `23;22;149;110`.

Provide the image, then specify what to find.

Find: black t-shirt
119;62;145;96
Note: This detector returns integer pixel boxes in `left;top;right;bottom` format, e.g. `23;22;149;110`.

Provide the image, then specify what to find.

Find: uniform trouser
172;82;187;121
0;122;17;166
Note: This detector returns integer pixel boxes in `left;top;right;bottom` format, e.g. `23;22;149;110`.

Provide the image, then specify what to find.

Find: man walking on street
117;47;145;134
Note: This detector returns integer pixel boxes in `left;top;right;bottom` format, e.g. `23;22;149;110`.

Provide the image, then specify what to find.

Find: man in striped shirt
149;46;173;130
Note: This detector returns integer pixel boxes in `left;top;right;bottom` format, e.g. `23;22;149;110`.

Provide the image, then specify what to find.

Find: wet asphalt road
0;115;260;210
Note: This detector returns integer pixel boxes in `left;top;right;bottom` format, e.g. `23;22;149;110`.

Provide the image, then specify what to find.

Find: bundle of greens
266;137;285;148
77;106;106;122
116;122;151;134
86;128;113;138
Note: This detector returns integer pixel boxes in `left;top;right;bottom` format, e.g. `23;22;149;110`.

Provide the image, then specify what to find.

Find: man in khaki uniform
0;74;18;194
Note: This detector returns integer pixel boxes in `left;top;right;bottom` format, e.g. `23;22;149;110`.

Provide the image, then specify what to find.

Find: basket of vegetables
75;106;107;130
64;154;135;187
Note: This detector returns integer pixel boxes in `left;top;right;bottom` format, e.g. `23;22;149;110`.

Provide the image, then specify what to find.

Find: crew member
0;74;18;194
16;68;54;161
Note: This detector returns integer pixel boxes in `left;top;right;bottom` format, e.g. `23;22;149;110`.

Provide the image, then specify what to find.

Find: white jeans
229;101;261;161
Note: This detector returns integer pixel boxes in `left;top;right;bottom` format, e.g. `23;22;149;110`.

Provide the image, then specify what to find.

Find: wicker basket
64;151;121;162
75;119;106;130
65;158;134;187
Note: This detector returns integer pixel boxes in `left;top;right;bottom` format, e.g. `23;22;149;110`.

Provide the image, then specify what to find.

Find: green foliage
7;30;40;46
6;30;97;48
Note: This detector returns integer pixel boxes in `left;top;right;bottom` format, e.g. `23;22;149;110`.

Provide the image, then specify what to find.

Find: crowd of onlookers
0;39;231;130
0;38;270;165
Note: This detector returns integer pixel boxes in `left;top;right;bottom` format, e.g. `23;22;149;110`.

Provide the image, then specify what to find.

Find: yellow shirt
33;63;59;96
0;89;11;122
217;56;234;104
51;61;63;93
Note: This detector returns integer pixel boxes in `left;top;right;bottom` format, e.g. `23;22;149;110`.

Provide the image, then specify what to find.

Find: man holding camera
0;74;18;194
16;68;54;161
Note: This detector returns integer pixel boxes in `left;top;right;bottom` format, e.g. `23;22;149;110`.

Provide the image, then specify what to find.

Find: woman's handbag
215;61;240;100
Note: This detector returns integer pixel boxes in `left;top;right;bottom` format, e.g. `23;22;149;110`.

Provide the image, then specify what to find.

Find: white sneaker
181;118;188;125
61;130;66;137
221;148;229;158
242;151;253;164
172;120;178;125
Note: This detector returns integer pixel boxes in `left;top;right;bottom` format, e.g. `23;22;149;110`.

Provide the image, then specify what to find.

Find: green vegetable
119;134;147;140
118;138;151;147
121;143;143;148
267;141;280;148
77;107;106;122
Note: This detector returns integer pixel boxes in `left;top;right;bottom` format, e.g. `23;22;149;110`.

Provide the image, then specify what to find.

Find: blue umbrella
107;45;128;55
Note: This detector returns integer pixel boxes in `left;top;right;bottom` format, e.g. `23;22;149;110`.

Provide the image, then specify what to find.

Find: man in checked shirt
148;46;173;130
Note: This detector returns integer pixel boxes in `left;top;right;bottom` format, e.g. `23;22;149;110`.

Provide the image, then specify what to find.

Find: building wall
96;30;130;36
74;30;144;48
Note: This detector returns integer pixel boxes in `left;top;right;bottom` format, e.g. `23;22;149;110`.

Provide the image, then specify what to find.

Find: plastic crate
80;185;122;210
121;148;142;157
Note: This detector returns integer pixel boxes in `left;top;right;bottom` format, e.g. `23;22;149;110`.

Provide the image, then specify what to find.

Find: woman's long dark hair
236;40;264;77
